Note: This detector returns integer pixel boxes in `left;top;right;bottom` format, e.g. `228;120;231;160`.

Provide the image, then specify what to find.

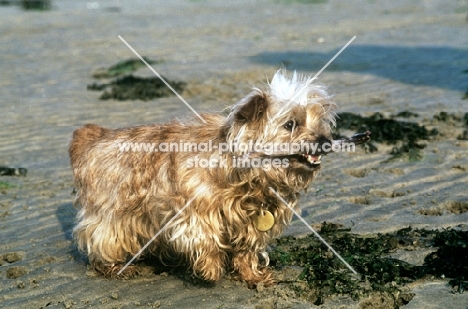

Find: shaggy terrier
69;70;369;288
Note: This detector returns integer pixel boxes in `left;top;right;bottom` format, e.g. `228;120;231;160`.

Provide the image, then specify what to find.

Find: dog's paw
260;271;276;287
93;262;140;279
233;266;276;289
245;271;276;289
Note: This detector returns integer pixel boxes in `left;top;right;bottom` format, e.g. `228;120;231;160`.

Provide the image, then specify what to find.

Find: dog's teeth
304;154;321;165
300;154;321;165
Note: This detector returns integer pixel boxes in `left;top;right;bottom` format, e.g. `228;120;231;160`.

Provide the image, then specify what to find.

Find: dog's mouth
290;153;322;169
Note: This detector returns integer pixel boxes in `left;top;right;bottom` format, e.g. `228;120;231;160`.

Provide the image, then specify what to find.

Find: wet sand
1;0;467;308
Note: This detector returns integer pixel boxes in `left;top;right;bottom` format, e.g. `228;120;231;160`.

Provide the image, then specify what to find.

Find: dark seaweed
87;75;186;101
269;224;468;305
0;166;27;176
432;111;468;140
92;57;161;79
334;112;438;160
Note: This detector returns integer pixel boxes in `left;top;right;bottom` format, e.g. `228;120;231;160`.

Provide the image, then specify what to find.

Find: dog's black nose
315;135;332;154
317;135;332;147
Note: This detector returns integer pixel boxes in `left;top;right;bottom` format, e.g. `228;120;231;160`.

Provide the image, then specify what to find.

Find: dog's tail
69;124;108;166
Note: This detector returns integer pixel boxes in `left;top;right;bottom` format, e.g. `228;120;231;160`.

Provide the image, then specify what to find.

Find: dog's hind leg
73;208;153;278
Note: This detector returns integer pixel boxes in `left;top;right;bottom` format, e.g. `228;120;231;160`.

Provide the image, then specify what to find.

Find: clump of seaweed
458;130;468;140
431;111;468;140
334;112;438;161
461;113;468;138
269;224;468;306
21;0;51;10
87;75;185;101
87;58;185;101
424;229;468;294
0;166;27;176
92;57;162;79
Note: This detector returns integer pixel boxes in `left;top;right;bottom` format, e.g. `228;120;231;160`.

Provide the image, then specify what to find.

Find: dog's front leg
232;250;274;288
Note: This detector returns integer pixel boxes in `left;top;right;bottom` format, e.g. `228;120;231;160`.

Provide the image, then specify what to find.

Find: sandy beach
1;0;467;308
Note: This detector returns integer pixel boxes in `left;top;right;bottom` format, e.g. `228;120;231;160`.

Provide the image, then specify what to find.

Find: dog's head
225;70;336;178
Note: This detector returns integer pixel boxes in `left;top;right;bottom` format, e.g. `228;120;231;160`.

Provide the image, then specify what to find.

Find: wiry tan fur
69;70;336;288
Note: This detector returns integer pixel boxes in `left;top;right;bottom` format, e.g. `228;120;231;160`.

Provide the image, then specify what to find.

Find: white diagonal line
117;189;202;275
118;35;207;124
311;36;356;81
269;187;357;275
287;36;356;105
274;36;356;122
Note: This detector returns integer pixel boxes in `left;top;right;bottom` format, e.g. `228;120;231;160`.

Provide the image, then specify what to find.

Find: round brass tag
253;210;275;232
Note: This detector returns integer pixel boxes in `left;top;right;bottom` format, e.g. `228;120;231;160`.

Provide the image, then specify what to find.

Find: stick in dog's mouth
330;130;371;150
250;130;371;155
242;130;371;166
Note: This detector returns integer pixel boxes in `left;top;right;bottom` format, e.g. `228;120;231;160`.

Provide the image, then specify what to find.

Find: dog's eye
283;120;296;131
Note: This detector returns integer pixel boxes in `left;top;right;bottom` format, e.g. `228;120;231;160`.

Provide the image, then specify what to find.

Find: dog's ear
235;94;268;122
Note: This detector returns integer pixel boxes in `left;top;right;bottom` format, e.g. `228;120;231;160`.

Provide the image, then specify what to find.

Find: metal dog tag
254;210;275;232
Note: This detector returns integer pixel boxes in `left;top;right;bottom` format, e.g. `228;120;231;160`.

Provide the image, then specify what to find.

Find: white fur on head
226;69;336;144
268;69;336;127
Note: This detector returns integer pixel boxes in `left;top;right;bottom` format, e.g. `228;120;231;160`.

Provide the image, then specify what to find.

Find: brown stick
330;130;371;149
240;131;371;158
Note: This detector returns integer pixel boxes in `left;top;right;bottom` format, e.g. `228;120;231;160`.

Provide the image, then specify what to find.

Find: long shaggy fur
69;70;336;287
